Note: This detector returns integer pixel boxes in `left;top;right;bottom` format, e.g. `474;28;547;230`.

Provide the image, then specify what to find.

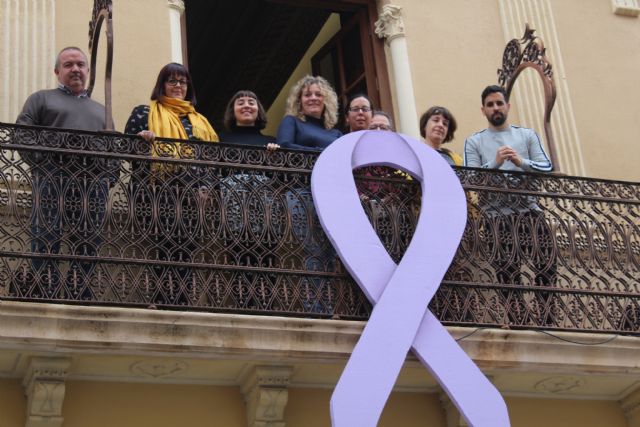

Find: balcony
2;122;640;425
0;122;637;335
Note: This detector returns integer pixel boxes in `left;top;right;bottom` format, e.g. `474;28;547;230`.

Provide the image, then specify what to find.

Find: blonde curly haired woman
276;75;342;151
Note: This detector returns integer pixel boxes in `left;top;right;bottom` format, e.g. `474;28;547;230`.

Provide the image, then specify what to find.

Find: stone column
22;357;72;427
374;5;420;139
0;0;57;122
167;0;185;64
498;0;586;176
241;365;294;427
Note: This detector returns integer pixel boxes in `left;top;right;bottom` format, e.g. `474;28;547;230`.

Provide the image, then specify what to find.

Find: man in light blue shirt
464;85;552;173
464;85;556;325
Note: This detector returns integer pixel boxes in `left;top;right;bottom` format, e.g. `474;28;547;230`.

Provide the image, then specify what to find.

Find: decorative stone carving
621;387;640;427
22;357;72;427
130;360;189;379
374;5;405;43
611;0;640;17
241;366;294;427
534;376;585;394
167;0;185;13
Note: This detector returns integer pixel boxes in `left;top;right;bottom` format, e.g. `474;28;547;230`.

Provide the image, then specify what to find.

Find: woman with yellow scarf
124;63;218;303
125;62;218;147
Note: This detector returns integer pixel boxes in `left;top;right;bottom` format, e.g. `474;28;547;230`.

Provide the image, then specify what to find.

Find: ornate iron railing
0;123;638;334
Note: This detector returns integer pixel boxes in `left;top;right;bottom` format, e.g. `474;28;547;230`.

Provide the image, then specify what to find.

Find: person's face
346;97;372;132
481;92;510;127
54;49;89;95
368;115;392;131
424;113;450;148
300;83;325;119
234;96;259;126
163;74;189;100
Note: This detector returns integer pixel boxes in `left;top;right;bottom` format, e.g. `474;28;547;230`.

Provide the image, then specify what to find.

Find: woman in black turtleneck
219;90;279;150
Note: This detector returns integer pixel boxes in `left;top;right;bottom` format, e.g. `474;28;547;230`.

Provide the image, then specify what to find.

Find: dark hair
419;106;457;143
481;85;508;105
345;93;373;115
371;110;395;131
150;63;197;105
223;90;268;131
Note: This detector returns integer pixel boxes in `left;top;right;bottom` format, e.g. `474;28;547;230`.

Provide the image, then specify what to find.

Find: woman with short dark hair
345;93;373;133
419;105;462;166
220;90;278;149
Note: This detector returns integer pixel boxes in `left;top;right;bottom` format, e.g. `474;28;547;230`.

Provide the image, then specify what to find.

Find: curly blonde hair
285;75;339;129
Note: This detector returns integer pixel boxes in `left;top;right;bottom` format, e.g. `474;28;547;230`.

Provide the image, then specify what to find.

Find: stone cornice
0;302;639;378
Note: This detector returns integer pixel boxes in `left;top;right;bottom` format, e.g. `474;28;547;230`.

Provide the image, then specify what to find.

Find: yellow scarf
440;148;463;166
148;96;218;156
147;97;218;177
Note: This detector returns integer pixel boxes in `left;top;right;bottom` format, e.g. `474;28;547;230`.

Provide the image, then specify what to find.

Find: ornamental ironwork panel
0;123;638;334
497;24;559;170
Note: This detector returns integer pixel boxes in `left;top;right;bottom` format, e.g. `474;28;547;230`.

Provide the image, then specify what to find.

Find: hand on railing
137;130;155;142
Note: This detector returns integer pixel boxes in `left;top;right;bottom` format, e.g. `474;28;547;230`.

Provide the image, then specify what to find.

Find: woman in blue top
276;75;342;151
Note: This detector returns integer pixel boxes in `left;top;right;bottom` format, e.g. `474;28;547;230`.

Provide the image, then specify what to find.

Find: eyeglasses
348;106;372;113
167;78;189;87
369;124;391;131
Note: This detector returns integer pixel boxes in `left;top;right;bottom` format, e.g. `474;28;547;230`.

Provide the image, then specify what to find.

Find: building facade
0;1;639;426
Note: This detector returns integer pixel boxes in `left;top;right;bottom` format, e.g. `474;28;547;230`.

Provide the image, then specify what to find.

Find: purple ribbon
311;131;510;427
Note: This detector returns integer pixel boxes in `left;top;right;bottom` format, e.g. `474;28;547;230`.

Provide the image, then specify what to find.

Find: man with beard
16;46;117;298
464;85;552;172
464;85;556;326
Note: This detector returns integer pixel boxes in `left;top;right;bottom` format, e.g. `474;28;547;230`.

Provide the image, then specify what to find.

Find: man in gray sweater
15;46;113;297
464;85;556;324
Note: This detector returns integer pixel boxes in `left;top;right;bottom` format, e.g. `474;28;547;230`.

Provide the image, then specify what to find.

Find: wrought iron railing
0;123;638;334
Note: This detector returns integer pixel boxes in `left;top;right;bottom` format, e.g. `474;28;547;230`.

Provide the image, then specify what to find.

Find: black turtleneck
219;126;276;147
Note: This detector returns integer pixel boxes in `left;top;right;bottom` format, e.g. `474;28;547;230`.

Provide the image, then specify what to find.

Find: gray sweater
16;88;105;130
15;88;118;183
464;125;552;215
463;125;552;172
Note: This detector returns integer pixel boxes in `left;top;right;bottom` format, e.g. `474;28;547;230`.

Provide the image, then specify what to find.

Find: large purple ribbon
311;131;510;427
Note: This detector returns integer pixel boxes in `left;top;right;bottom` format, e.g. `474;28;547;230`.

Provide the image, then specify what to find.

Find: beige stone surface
552;0;640;181
0;301;637;425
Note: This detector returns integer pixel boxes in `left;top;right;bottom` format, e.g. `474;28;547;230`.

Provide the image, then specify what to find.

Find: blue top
464;125;552;172
276;115;342;151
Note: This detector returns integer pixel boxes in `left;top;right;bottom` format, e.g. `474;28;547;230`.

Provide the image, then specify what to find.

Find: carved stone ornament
22;357;72;427
374;5;405;43
534;376;585;394
167;0;185;13
241;366;294;427
130;360;189;378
